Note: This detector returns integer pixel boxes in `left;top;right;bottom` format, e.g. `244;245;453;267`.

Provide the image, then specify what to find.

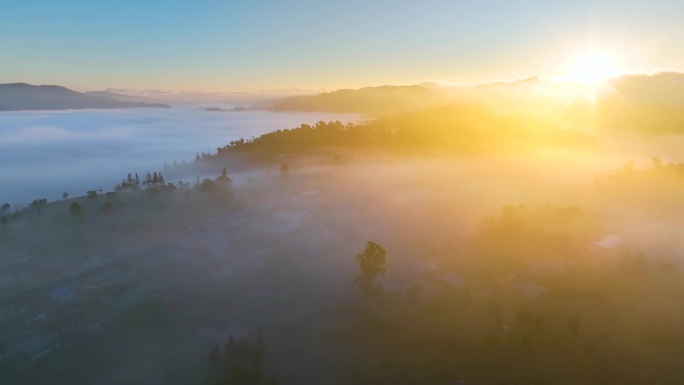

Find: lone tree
87;190;98;201
355;241;387;295
31;199;47;217
216;166;232;185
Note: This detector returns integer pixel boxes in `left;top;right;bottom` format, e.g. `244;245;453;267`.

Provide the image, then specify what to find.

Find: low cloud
0;108;359;205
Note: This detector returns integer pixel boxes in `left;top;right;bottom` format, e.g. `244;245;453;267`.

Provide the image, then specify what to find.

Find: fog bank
0;107;360;205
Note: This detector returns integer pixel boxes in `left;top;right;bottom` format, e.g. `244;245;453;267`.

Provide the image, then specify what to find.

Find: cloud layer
0;107;359;205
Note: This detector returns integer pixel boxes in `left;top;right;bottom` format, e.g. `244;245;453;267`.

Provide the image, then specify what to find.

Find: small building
510;280;547;300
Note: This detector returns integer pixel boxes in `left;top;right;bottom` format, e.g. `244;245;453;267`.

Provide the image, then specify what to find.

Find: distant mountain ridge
0;83;171;111
255;85;445;115
244;71;684;133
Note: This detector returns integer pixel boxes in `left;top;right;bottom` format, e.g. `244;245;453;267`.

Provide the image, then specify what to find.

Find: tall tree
63;192;69;200
216;167;232;185
31;199;47;217
355;241;387;295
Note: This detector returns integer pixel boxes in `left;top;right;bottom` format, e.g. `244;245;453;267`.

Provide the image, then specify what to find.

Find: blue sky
1;0;682;91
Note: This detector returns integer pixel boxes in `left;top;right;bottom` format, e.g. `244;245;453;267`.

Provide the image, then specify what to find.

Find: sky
1;0;683;92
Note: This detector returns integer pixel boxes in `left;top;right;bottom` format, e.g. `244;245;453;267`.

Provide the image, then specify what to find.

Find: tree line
211;105;592;160
206;330;277;385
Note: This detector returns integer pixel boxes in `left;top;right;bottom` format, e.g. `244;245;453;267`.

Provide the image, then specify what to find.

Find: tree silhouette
1;203;9;213
199;179;218;193
355;241;387;295
62;192;69;200
652;156;662;168
216;167;232;185
31;199;47;217
87;190;98;200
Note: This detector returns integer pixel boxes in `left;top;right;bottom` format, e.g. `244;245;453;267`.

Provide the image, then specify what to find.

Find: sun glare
566;53;618;84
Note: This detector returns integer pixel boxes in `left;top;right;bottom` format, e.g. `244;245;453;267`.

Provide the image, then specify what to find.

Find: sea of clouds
0;107;360;206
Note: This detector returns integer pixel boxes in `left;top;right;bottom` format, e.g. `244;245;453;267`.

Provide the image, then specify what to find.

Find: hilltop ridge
0;83;171;111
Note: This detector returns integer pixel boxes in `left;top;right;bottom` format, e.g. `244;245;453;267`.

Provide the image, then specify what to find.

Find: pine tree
135;173;140;185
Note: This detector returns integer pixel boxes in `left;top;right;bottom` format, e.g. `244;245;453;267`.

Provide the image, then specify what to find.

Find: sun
566;53;619;84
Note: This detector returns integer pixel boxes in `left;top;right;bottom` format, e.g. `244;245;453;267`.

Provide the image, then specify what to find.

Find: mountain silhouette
0;83;171;111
